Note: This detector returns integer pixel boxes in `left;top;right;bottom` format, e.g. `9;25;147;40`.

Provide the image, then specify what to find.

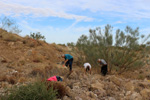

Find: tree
0;17;22;34
75;24;150;74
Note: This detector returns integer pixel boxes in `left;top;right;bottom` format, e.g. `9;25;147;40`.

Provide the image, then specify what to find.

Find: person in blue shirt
61;54;73;74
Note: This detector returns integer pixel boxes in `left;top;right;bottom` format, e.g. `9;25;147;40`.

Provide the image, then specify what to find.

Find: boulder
75;96;82;100
73;82;80;89
140;89;150;99
109;76;122;86
129;92;142;100
63;96;71;100
90;81;104;91
124;82;134;91
68;71;78;79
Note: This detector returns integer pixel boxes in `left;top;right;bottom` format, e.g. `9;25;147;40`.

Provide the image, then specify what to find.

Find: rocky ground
55;66;150;100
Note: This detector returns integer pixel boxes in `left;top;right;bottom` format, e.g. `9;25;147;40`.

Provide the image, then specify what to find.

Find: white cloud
0;1;93;22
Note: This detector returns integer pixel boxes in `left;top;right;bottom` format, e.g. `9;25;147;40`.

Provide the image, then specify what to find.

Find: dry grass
18;77;26;83
33;55;43;63
30;68;44;77
2;33;20;42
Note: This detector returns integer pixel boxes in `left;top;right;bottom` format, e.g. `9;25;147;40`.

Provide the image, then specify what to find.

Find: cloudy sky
0;0;150;44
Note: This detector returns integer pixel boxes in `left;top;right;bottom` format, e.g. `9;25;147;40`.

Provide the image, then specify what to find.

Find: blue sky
0;0;150;44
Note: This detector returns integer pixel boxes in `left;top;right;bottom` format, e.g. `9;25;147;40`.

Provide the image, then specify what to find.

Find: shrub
1;81;57;100
48;82;67;98
75;25;150;74
30;32;45;41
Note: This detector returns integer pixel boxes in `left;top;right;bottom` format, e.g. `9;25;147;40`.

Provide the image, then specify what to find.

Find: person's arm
63;59;68;67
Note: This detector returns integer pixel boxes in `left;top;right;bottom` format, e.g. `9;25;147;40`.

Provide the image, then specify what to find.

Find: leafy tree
30;32;46;41
75;24;150;74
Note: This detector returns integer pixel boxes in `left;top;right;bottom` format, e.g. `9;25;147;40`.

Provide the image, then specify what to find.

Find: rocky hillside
0;29;150;100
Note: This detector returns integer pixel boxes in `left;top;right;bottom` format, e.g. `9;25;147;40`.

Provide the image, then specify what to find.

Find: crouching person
97;59;108;76
61;54;73;74
83;63;92;74
47;76;63;82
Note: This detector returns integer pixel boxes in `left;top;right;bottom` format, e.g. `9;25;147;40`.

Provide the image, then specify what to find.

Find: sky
0;0;150;44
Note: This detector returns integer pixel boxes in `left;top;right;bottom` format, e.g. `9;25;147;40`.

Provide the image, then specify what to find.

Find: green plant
75;25;150;74
1;81;57;100
30;32;46;41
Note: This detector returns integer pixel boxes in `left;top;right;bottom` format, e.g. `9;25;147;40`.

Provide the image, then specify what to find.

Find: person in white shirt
83;63;92;74
97;59;108;76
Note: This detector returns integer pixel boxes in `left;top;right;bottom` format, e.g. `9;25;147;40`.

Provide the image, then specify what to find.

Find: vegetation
30;32;46;41
0;17;22;34
1;81;57;100
75;25;150;74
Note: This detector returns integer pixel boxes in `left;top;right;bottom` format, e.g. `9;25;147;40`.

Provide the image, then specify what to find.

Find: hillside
0;29;150;100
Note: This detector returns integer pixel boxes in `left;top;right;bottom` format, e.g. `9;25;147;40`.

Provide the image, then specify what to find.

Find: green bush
30;32;45;41
75;25;150;74
1;81;57;100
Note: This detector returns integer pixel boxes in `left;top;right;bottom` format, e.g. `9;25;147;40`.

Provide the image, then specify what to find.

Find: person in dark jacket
97;59;108;76
61;54;73;74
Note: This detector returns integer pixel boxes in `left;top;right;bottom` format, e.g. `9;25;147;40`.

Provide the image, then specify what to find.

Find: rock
109;76;122;86
90;81;104;91
75;96;82;100
89;91;97;99
108;97;116;100
73;82;80;89
140;89;150;99
66;86;76;99
129;92;142;100
63;96;71;100
138;82;150;89
8;42;15;47
0;56;7;63
124;82;134;91
68;71;78;79
126;91;131;96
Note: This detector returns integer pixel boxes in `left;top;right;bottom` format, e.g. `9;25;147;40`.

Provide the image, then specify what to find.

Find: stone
63;96;71;100
124;82;134;91
68;71;78;79
110;76;122;86
140;89;150;99
75;96;82;100
129;92;142;100
90;81;104;91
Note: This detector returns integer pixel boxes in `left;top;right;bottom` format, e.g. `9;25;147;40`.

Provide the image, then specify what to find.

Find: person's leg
65;60;69;67
101;66;104;75
69;58;73;71
103;65;108;76
101;65;106;76
86;66;90;72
